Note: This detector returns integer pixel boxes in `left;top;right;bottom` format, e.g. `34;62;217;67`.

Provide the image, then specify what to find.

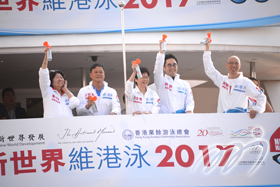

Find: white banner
0;113;280;187
0;0;280;36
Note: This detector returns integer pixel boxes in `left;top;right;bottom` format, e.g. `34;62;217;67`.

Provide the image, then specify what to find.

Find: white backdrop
0;113;280;187
0;0;280;35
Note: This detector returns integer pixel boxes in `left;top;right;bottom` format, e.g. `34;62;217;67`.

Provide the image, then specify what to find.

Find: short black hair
49;70;65;87
248;77;260;87
2;87;15;98
134;67;150;86
135;67;150;79
164;54;178;67
90;63;104;73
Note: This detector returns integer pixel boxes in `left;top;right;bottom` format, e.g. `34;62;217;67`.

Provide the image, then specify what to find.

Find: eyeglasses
166;63;177;68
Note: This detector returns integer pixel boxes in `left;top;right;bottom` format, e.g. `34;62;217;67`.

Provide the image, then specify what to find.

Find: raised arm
153;40;165;90
126;63;137;100
41;47;49;69
203;37;224;87
39;47;51;98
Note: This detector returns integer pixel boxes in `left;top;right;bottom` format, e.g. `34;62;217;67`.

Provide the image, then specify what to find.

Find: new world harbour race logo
230;126;263;138
231;0;268;4
270;127;280;165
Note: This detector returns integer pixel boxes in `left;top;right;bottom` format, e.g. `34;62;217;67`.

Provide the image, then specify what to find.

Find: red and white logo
222;81;229;90
165;82;169;89
270;127;280;152
52;94;60;104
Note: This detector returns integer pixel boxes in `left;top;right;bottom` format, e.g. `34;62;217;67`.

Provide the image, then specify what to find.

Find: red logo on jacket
133;96;142;104
222;81;229;90
52;94;60;103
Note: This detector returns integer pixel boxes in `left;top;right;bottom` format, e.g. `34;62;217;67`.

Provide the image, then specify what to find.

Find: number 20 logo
231;0;268;4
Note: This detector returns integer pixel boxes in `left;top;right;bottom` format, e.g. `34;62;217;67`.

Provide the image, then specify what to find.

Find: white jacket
154;52;195;114
39;68;80;118
203;51;266;113
76;81;121;116
125;80;160;114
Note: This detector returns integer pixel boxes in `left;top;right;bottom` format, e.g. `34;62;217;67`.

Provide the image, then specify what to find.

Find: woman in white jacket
125;63;160;115
39;47;79;118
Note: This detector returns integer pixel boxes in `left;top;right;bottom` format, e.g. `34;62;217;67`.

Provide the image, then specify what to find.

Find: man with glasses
0;88;27;119
203;36;266;119
153;40;194;114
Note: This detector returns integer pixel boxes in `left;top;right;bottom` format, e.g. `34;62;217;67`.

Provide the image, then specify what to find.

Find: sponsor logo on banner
272;154;280;165
197;127;223;137
122;129;134;141
0;133;45;147
249;142;263;154
237;141;266;166
269;127;280;165
134;128;190;139
231;0;268;4
230;126;262;138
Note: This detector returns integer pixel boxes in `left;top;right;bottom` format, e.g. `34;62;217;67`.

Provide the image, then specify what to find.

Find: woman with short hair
39;47;79;118
125;62;160;115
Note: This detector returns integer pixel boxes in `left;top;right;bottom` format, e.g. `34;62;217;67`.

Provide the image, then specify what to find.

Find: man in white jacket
76;63;121;116
203;36;266;119
154;40;195;114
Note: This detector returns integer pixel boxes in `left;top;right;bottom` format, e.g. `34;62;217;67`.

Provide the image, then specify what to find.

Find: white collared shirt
76;81;121;116
154;52;194;114
125;80;160;114
39;68;80;118
203;51;266;113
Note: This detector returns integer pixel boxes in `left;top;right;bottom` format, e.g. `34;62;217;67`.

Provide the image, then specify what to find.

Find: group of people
0;35;273;120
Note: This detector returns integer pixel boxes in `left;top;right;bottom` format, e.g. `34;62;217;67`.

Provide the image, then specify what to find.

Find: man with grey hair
203;36;266;119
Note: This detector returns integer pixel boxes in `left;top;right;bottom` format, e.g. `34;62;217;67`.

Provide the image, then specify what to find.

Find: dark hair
164;54;178;67
50;70;65;87
90;63;104;73
134;67;150;86
248;77;260;87
2;87;15;98
123;94;125;104
135;67;150;79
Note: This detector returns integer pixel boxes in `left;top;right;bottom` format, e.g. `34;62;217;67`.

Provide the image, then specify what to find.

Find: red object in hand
43;41;52;49
207;33;212;42
162;34;167;41
132;59;141;65
88;96;97;101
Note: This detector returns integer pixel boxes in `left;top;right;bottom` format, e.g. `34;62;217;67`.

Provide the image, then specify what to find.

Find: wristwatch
145;111;148;114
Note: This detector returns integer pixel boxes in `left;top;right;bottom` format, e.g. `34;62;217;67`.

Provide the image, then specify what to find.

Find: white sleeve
246;80;266;113
185;82;195;112
125;80;134;101
68;95;80;110
203;51;224;87
153;52;165;90
76;88;91;116
111;89;121;115
38;68;51;98
151;91;160;114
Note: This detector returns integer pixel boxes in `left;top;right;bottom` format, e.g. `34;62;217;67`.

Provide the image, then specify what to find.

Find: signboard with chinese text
0;113;280;186
0;0;280;36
